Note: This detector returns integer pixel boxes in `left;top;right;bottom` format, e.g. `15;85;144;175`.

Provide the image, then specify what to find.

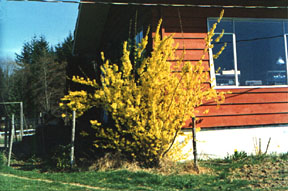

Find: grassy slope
0;154;287;191
0;170;250;191
0;175;89;191
0;165;249;191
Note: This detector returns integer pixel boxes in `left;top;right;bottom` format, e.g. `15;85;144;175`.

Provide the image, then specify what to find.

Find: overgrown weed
225;150;248;162
88;152;141;172
86;152;211;175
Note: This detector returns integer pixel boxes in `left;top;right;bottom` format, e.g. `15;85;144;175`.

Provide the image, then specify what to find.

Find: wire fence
0;115;40;149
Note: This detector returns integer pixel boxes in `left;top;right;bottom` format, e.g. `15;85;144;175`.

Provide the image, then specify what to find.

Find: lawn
0;153;287;191
0;168;248;191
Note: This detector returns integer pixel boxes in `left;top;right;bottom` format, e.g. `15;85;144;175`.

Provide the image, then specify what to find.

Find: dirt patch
230;158;288;190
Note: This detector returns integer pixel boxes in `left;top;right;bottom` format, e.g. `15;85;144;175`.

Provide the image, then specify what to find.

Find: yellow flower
111;103;117;110
59;12;227;166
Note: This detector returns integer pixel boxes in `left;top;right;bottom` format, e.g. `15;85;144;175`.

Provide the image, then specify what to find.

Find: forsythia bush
60;11;226;166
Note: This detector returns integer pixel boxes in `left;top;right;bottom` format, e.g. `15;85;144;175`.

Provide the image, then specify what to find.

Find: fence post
8;114;15;167
71;110;76;167
191;117;199;172
4;118;8;149
20;102;24;140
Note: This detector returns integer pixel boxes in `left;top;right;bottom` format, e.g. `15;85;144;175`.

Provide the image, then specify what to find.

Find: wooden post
8;114;15;167
71;110;76;167
14;123;18;142
4;118;8;149
259;138;262;155
264;137;271;155
20;102;24;140
39;112;43;125
192;117;199;172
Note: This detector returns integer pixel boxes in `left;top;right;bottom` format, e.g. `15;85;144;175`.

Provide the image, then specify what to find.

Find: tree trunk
43;65;50;112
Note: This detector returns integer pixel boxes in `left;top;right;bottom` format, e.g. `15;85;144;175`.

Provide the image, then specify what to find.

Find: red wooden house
73;0;288;128
72;0;288;157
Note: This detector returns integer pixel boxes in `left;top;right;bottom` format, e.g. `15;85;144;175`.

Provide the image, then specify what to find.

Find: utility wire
7;0;288;9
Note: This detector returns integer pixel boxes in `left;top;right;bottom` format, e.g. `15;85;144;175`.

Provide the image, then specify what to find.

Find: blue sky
0;0;79;60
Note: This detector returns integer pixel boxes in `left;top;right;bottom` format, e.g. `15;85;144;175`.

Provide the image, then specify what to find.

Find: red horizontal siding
198;103;288;116
173;38;206;50
170;61;210;72
174;49;209;61
164;32;207;39
157;7;288;128
195;88;288;127
184;113;288;128
206;88;288;105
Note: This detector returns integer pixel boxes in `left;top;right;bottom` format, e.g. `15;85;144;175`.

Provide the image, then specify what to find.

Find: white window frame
208;18;288;89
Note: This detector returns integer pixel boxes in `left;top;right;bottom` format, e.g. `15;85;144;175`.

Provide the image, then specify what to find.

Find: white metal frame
208;18;288;89
284;34;288;85
0;102;24;139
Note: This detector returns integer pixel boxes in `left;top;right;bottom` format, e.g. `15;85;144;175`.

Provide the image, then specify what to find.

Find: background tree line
0;34;73;122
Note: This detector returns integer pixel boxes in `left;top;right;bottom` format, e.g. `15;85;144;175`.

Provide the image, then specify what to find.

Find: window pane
135;29;143;44
284;21;288;34
235;21;287;86
208;19;233;33
213;34;236;86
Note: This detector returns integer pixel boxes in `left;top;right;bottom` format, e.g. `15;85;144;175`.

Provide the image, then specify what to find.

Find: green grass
0;153;287;191
0;169;250;191
0;164;250;191
0;174;91;191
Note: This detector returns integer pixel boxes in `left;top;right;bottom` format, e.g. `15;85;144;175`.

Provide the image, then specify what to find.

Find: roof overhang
73;0;288;56
73;4;110;56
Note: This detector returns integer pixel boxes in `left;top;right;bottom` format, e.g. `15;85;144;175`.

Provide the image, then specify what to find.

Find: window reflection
213;35;237;86
209;19;288;87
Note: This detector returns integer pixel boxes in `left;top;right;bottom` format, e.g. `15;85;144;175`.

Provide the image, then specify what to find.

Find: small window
208;19;288;88
135;28;144;45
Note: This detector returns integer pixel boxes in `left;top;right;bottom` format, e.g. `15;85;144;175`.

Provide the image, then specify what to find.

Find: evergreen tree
14;35;71;118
